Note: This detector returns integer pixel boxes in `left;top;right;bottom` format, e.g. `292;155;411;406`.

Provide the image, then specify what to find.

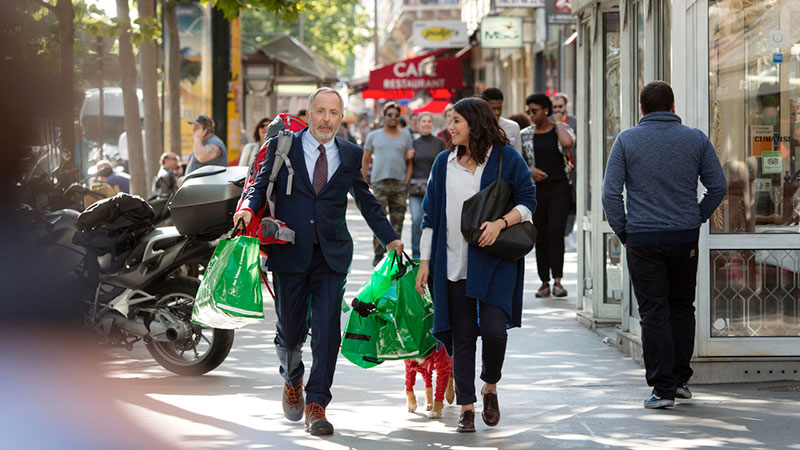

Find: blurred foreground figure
0;3;170;448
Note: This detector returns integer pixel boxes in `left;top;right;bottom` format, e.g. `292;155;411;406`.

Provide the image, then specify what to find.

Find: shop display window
709;0;800;233
604;233;623;304
711;249;800;337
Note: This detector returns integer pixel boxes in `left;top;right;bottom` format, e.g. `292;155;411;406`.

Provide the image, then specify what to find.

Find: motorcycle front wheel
145;277;234;376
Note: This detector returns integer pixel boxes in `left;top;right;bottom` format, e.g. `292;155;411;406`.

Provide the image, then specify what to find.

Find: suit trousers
626;241;699;399
448;280;508;405
272;244;346;407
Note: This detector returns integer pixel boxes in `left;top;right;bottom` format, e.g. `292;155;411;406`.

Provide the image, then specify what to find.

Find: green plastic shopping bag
192;224;264;329
341;251;404;368
341;252;436;367
374;256;436;361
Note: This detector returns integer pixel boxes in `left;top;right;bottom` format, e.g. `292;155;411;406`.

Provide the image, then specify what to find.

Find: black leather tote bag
460;148;536;261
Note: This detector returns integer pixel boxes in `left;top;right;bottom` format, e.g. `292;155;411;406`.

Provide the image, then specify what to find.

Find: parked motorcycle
21;148;248;375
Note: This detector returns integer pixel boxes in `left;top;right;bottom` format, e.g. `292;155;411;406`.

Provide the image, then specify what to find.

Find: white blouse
419;148;531;281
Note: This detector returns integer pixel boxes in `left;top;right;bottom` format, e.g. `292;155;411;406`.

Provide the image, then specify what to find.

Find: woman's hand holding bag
415;260;430;296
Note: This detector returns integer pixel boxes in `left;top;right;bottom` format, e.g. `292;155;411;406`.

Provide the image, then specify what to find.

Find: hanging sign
496;0;545;7
367;50;464;91
411;21;469;49
480;16;523;49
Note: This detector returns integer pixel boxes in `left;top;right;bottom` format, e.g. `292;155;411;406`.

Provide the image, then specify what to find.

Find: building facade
573;0;800;382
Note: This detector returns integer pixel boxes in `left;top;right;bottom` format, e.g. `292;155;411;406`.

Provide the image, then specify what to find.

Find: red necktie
312;144;327;195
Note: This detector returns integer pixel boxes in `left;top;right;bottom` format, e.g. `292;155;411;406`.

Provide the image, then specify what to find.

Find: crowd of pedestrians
227;80;723;436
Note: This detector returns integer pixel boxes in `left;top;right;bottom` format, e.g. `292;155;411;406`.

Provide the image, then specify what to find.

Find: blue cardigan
421;144;537;355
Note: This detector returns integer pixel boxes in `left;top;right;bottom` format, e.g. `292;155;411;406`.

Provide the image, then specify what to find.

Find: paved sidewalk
105;203;800;449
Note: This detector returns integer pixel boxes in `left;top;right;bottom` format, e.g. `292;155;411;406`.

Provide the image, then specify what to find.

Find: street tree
115;0;147;196
240;0;370;75
138;0;162;185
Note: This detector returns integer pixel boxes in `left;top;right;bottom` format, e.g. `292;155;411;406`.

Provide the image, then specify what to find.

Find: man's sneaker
643;389;675;409
282;382;304;421
535;284;551;298
552;284;568;297
304;402;334;436
675;383;692;399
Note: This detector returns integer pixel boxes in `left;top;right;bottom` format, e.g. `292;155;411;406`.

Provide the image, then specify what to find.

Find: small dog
405;345;455;418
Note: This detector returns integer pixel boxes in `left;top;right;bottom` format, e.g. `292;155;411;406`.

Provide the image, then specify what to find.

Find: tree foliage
239;0;370;75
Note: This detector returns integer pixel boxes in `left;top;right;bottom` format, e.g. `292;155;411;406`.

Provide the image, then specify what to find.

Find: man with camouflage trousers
363;102;414;266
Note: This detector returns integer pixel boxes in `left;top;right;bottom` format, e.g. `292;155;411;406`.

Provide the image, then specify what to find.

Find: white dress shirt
499;117;522;152
419;148;532;281
302;131;341;184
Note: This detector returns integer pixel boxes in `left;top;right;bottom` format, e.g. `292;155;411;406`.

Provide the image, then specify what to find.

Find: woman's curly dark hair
450;97;509;165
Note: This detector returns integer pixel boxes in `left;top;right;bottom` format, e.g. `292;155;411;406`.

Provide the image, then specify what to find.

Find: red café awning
367;50;464;96
413;100;451;114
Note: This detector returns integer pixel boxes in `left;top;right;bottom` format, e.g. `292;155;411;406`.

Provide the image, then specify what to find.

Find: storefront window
709;0;800;233
657;0;671;83
711;249;800;337
633;1;645;122
583;20;592;215
604;233;623;304
603;12;621;173
584;230;593;297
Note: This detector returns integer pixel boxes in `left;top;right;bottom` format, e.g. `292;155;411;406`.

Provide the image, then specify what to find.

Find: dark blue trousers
272;244;346;407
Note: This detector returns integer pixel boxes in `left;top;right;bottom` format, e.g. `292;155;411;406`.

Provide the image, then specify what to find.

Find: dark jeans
533;183;570;282
447;280;508;405
626;242;699;399
273;244;347;407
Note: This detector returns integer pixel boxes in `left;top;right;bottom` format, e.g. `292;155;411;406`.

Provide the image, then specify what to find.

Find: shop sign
762;151;784;174
496;0;545;8
547;0;577;24
480;16;523;49
410;21;469;49
751;125;773;156
367;50;464;91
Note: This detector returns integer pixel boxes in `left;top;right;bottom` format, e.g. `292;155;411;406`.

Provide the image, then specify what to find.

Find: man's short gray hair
307;87;344;111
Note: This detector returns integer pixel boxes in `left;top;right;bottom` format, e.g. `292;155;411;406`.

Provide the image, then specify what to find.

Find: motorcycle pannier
169;166;248;238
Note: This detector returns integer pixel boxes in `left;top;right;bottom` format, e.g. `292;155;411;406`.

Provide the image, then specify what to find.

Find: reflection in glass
583;20;592;215
603;12;621;174
711;249;800;337
634;1;645;122
584;230;593;298
709;0;800;233
604;233;623;304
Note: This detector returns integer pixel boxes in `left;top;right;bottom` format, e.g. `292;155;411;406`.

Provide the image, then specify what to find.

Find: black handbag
460;148;536;261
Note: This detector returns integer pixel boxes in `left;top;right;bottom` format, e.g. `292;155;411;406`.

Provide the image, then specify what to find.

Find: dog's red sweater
404;346;452;401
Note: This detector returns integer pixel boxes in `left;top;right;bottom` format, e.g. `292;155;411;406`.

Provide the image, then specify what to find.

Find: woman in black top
519;93;574;297
407;112;446;259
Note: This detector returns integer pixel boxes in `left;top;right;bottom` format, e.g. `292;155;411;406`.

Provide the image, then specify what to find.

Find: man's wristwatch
501;217;509;229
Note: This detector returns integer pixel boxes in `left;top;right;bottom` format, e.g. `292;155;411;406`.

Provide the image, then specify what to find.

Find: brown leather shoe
481;390;500;426
304;402;334;436
457;409;476;432
282;382;304;421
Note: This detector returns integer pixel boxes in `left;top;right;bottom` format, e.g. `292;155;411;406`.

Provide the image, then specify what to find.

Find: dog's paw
427;401;444;419
405;391;417;413
445;377;455;404
425;402;433;411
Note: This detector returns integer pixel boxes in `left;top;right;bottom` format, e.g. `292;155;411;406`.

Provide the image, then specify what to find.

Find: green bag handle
229;218;247;239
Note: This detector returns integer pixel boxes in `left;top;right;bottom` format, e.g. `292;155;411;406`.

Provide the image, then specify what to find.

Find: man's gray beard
310;127;334;143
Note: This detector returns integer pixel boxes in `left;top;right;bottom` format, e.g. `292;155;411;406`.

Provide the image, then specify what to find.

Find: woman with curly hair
415;97;536;432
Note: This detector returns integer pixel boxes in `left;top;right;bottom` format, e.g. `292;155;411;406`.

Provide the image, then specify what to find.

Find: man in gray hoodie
602;81;726;409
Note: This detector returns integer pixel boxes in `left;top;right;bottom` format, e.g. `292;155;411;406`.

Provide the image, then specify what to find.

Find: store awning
413;100;451;114
563;31;578;47
368;49;464;91
361;89;416;100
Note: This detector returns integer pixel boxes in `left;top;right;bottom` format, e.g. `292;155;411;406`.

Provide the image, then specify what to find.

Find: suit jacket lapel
291;129;313;192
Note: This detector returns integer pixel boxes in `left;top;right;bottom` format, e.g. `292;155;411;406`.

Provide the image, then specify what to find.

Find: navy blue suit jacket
240;128;398;274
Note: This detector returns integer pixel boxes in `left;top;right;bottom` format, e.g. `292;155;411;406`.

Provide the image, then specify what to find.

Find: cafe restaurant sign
480;16;523;49
368;50;463;91
411;21;469;49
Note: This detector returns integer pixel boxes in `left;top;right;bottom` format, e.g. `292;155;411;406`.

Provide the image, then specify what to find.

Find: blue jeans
409;195;424;259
